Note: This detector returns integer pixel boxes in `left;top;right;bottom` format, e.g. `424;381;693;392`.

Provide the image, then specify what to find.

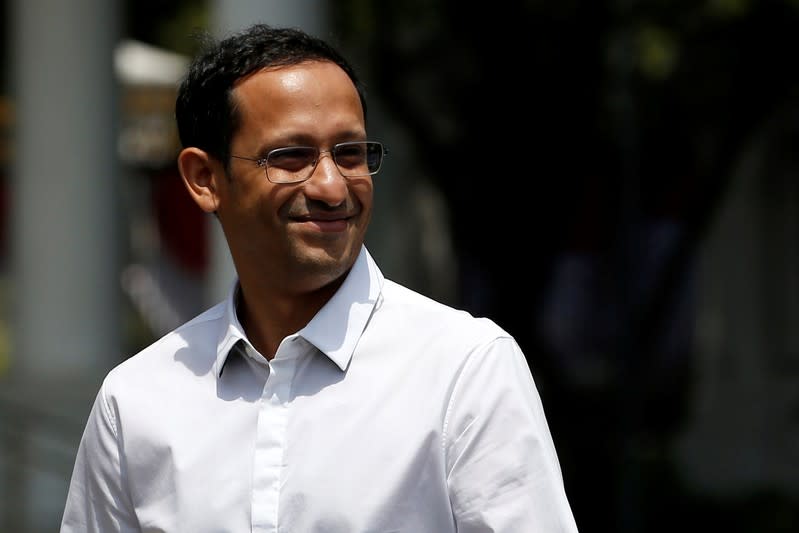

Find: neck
235;276;343;360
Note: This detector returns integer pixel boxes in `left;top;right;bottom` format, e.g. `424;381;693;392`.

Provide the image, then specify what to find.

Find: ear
178;147;224;213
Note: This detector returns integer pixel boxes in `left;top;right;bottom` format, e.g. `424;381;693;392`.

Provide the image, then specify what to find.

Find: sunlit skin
178;61;373;359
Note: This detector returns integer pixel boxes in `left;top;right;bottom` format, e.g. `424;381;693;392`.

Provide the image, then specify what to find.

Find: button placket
250;343;299;532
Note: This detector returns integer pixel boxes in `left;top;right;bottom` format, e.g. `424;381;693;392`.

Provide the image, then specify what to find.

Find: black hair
175;24;367;165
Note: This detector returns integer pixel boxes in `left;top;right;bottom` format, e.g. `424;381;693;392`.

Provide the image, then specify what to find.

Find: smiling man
60;23;579;533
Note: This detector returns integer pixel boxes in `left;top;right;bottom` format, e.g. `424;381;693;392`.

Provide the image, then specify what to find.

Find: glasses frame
231;141;388;184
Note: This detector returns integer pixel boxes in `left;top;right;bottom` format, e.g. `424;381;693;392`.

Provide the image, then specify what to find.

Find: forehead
231;61;364;138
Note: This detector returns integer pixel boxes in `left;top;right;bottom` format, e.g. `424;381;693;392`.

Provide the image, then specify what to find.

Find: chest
123;355;456;532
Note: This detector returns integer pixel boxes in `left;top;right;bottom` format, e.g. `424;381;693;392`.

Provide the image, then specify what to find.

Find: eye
267;147;317;171
334;143;367;169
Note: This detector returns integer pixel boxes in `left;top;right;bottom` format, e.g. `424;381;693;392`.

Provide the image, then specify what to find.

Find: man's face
217;60;373;295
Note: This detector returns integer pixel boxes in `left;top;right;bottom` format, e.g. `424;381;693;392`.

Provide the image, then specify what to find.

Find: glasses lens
334;142;383;176
266;146;318;183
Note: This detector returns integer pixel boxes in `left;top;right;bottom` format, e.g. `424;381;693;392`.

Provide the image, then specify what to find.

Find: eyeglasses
231;141;388;184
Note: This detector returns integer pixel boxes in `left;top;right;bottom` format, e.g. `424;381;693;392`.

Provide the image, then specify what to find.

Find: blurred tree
125;0;209;54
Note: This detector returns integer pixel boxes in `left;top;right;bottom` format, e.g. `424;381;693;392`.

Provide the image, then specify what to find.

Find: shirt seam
440;334;511;456
100;383;118;437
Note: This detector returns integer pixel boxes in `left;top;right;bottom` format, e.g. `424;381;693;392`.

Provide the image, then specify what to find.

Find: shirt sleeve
444;335;579;533
60;384;140;533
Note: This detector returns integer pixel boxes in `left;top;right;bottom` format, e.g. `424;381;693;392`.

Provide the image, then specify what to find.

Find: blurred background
0;0;798;531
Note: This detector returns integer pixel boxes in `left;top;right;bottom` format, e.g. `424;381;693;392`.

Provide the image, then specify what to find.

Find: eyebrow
253;131;369;155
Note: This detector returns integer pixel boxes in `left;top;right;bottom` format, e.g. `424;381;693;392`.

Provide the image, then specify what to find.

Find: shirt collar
213;246;383;376
299;246;383;371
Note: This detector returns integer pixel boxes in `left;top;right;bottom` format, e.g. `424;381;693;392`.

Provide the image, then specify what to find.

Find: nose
303;151;348;206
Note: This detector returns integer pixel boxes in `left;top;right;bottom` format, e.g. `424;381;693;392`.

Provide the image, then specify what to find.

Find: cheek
276;187;308;219
234;173;291;210
349;177;374;208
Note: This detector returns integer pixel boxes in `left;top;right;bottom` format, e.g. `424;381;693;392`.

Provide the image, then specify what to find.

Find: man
61;23;579;532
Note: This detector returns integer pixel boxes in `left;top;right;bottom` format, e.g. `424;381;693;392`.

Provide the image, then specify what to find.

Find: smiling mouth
289;209;355;222
291;216;351;233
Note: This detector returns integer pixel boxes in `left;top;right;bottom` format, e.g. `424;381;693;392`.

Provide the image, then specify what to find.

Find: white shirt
61;246;579;533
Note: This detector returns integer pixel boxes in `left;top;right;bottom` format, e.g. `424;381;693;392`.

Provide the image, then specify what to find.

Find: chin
295;243;358;278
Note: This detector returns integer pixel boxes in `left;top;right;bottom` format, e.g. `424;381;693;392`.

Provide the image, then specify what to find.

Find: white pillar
4;1;121;526
212;0;330;38
9;0;121;382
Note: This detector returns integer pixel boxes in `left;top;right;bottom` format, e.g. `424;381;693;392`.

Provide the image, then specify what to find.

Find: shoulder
377;279;512;349
102;302;226;396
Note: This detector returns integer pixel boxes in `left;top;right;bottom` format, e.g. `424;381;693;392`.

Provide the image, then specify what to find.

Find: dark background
334;3;799;531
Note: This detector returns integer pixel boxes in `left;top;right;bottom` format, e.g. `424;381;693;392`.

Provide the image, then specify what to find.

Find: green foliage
636;25;679;81
157;3;210;56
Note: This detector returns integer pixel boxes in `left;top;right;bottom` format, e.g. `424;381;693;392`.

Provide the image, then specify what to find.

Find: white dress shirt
61;246;579;532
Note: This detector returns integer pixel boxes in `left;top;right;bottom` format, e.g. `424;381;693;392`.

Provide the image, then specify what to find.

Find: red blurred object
150;167;208;275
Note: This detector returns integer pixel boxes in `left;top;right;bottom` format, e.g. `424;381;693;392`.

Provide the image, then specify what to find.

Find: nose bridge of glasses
311;148;343;178
316;148;334;164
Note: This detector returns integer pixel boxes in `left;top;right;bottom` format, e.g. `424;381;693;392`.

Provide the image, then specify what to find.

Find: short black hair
175;24;367;165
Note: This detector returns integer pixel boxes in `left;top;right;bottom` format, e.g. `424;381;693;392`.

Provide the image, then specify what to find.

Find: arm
445;336;579;532
60;385;140;533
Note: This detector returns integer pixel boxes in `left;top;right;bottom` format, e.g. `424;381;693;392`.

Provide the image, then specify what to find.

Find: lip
289;213;353;232
290;212;352;222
